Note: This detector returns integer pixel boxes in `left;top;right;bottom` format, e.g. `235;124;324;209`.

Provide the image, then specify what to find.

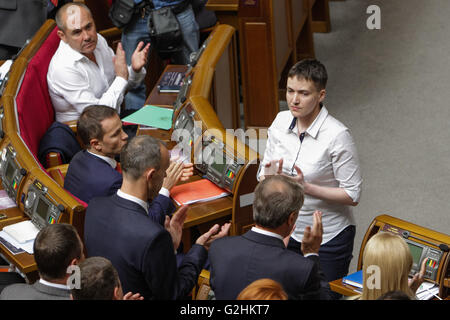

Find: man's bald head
253;175;304;229
55;2;92;32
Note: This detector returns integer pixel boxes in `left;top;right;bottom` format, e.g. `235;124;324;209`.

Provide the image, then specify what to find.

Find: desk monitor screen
404;238;443;281
408;242;423;266
173;74;192;112
0;145;25;200
24;180;62;230
35;197;49;221
197;137;244;193
4;161;14;183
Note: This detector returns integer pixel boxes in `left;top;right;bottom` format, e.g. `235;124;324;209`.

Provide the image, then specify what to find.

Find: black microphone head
439;243;449;252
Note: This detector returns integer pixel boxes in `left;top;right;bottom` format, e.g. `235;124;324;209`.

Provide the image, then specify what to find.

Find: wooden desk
140;78;258;251
0;196;38;282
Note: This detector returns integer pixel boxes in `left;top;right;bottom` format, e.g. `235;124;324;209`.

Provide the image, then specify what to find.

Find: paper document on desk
415;281;440;300
121;105;174;130
2;220;39;244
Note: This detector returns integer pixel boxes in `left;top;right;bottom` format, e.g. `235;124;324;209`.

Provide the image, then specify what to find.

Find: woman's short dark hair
33;223;82;281
288;59;328;91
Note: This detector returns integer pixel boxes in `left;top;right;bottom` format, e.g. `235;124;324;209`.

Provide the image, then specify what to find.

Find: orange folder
170;179;230;206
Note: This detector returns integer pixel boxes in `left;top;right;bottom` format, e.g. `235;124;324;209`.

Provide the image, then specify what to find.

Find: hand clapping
131;41;150;73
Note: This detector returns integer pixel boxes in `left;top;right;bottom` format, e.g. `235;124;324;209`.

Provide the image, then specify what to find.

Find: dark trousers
287;225;356;299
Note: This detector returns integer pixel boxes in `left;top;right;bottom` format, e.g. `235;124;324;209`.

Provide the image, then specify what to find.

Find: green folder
121;105;174;130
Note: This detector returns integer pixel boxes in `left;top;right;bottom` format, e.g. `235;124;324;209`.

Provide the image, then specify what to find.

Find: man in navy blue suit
64;105;192;224
84;135;230;299
209;174;332;300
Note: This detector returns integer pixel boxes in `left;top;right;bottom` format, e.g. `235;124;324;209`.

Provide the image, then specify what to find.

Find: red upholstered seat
15;27;60;159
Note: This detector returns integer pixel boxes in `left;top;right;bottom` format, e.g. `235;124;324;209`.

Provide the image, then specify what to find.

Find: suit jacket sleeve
300;255;332;300
148;194;176;225
142;230;207;300
107;173;123;197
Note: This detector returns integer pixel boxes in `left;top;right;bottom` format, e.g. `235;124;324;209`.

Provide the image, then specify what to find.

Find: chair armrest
47;164;69;187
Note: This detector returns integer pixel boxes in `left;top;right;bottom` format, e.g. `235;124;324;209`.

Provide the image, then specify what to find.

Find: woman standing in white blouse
258;59;363;298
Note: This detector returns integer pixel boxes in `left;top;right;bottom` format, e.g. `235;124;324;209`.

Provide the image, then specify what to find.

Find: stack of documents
170;179;230;205
0;220;39;254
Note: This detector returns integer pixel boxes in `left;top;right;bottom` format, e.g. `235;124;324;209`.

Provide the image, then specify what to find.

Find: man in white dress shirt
47;2;150;122
258;59;363;298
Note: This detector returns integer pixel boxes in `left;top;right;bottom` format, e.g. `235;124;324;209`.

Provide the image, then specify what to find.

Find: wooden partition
206;0;321;128
329;214;450;299
194;25;240;129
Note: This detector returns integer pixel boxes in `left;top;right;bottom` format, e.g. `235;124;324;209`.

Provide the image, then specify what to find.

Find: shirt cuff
159;187;170;198
111;76;128;93
128;65;146;83
304;253;319;258
344;188;361;203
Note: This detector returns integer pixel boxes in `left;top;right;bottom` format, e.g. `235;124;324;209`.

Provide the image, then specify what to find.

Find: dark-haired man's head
120;135;169;201
33;223;84;283
71;256;122;300
77;105;128;158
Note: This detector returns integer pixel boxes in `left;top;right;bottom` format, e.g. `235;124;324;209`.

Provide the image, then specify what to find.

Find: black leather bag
109;0;135;29
147;6;183;59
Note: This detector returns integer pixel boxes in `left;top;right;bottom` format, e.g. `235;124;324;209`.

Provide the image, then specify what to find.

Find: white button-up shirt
258;106;362;244
47;34;146;122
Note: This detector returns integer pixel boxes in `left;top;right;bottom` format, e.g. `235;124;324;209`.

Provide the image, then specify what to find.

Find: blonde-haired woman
360;232;427;300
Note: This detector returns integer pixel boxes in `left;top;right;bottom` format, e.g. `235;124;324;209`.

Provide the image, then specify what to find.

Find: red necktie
115;163;122;174
50;0;58;6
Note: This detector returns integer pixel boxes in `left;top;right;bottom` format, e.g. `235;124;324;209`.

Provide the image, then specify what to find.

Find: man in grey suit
209;174;332;300
0;0;48;59
0;223;84;300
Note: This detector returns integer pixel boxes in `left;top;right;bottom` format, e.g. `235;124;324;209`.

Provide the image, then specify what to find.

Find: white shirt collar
116;189;148;214
251;226;284;241
307;105;329;139
59;40;87;63
288;105;329;139
87;150;117;169
39;279;69;290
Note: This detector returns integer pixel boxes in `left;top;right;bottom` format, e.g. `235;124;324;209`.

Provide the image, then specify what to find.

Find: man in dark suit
0;224;84;300
84;135;230;300
209;174;332;300
64;105;191;225
0;0;47;59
